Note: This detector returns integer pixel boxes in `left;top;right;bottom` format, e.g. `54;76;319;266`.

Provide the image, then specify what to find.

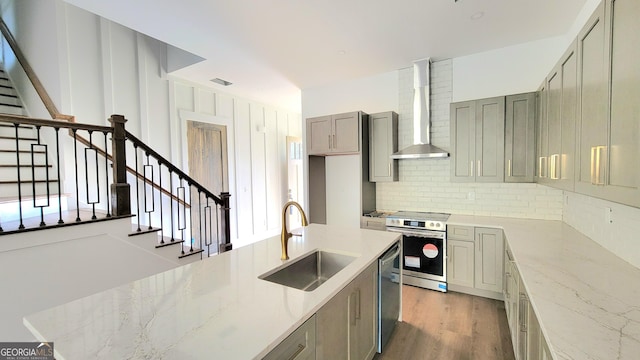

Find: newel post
109;114;131;216
219;192;232;253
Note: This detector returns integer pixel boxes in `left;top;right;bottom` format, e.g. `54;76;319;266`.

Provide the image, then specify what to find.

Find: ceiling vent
210;78;233;86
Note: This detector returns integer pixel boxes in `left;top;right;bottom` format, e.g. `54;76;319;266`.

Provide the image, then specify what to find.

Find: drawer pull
288;344;306;360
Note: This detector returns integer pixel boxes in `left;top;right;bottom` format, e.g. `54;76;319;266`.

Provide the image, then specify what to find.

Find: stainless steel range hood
390;58;449;159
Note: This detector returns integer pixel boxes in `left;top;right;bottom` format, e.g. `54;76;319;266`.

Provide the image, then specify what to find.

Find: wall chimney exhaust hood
390;58;449;159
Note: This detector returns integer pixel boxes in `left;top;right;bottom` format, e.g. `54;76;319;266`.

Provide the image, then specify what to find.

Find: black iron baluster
14;123;24;229
85;131;98;220
198;189;202;255
32;125;49;227
134;143;140;232
55;127;63;224
215;202;220;255
177;177;186;255
158;161;164;244
104;131;111;218
144;153;153;230
204;196;215;257
188;183;194;253
72;129;80;222
169;169;175;242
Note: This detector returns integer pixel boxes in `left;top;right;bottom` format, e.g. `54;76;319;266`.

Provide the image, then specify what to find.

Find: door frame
178;109;237;238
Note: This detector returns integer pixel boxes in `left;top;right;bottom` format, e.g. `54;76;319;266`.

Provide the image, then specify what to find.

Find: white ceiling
64;0;588;112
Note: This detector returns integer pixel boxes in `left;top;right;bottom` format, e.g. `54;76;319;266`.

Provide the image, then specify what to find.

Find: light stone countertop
448;214;640;360
24;224;400;360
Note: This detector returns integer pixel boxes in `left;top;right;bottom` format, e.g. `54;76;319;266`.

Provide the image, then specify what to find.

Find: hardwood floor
376;285;515;360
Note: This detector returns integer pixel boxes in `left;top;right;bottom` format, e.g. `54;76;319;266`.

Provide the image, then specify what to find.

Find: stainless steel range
385;211;450;292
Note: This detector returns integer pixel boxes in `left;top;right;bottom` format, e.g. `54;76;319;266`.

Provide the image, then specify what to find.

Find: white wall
301;70;399;120
452;36;567;102
1;0;302;248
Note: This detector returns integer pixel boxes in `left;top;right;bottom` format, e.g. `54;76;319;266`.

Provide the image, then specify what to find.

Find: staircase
0;68;66;228
0;68;25;116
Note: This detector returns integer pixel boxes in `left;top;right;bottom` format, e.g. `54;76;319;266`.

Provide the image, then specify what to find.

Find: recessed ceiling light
210;78;232;86
339;50;346;55
471;11;484;20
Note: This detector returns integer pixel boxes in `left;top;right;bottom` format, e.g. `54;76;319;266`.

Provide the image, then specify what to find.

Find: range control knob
429;222;434;227
436;223;441;228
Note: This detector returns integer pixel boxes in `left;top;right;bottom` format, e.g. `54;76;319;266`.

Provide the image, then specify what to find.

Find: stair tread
0;209;130;235
0;103;22;108
0;164;53;168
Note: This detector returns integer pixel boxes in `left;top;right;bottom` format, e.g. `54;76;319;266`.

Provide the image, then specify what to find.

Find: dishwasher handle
380;243;400;266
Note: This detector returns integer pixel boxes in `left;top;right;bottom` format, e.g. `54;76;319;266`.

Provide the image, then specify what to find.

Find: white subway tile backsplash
563;192;640;269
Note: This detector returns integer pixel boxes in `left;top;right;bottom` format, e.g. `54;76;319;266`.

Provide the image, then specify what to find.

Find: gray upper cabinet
307;115;332;155
451;100;476;181
602;0;640;206
536;81;548;181
451;97;505;183
369;111;398;182
505;93;536;183
575;2;609;195
559;42;578;191
571;0;640;207
539;41;578;191
307;112;360;155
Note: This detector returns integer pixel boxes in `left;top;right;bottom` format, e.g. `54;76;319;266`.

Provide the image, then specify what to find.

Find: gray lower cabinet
316;262;377;360
447;225;503;298
447;239;475;288
505;247;553;360
369;111;398;182
263;315;316;360
505;93;536;183
474;227;504;293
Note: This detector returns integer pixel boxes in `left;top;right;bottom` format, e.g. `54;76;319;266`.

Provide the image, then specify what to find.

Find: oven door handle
386;227;445;239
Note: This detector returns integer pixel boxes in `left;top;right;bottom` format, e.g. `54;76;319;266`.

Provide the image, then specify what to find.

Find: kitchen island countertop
24;224;400;360
448;214;640;360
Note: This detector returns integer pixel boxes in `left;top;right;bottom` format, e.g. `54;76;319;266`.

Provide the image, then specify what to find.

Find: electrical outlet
605;207;613;224
467;191;475;201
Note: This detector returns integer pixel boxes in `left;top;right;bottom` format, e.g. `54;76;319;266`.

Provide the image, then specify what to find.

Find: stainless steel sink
259;250;356;291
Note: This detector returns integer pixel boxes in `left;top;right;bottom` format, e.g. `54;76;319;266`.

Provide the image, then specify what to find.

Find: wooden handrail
125;131;224;205
0;18;75;123
0;114;108;132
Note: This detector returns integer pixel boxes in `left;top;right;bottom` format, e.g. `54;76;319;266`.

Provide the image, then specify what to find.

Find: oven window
402;234;444;276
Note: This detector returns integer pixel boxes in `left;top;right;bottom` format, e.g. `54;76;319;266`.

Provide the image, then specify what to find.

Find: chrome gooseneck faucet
280;201;309;260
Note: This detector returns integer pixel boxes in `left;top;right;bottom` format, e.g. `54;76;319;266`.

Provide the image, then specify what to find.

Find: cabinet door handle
333;134;336;149
470;161;474;177
478;160;482;176
519;294;528;332
504;273;511;299
355;289;361;320
388;163;391;176
328;135;331;149
287;344;306;360
507;159;512;177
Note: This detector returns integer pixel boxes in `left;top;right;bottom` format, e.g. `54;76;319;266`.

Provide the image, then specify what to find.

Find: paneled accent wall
376;60;564;220
3;0;302;247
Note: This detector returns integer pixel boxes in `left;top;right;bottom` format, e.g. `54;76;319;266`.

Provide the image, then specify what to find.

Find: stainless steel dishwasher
378;242;400;353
